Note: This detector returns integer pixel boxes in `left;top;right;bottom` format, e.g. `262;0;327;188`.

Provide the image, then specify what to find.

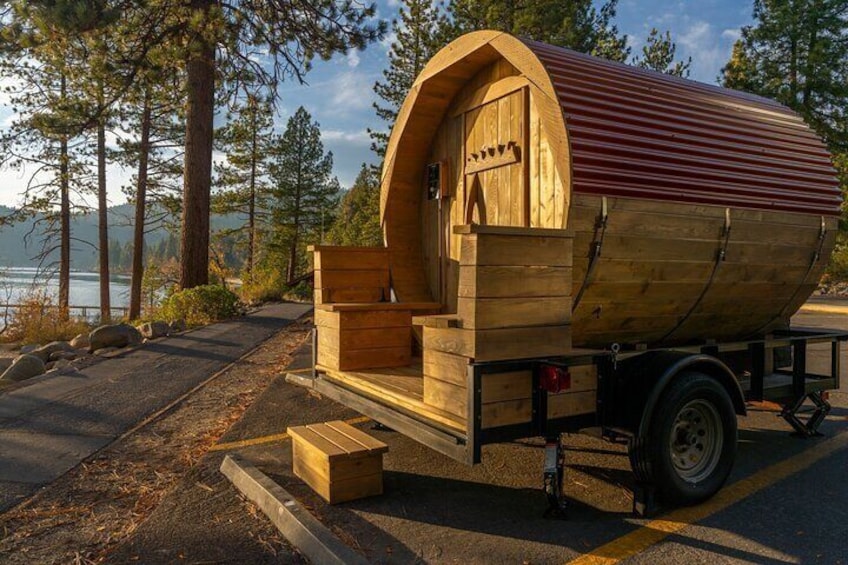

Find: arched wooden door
463;87;529;227
422;83;531;312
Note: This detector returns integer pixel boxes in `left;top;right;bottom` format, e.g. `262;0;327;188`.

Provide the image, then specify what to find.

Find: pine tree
173;0;384;290
213;93;275;280
327;163;382;247
447;0;629;61
370;0;449;158
632;28;691;77
0;3;99;317
268;107;341;283
720;0;848;205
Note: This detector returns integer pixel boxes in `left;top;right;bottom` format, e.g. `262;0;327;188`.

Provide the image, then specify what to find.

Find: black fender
610;350;746;439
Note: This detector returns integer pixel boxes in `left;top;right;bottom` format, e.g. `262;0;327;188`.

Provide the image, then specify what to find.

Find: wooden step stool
288;420;388;504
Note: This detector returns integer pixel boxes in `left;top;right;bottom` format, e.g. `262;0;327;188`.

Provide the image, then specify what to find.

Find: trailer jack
543;436;568;519
782;391;831;437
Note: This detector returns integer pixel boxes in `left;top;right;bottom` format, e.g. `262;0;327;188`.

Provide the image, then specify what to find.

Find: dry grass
0;318;312;564
0;290;92;345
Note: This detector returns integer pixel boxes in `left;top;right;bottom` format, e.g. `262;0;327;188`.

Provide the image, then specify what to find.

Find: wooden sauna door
463;88;528;227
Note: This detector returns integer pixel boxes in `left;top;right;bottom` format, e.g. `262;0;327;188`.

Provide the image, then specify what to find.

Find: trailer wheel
629;372;737;505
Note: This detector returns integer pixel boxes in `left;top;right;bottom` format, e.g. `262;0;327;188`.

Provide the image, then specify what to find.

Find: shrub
158;285;241;327
283;280;313;302
1;290;91;344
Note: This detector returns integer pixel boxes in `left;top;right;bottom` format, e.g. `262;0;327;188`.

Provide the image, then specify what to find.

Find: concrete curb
220;454;368;565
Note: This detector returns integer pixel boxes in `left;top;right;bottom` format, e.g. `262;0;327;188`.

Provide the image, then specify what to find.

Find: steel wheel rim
669;399;723;483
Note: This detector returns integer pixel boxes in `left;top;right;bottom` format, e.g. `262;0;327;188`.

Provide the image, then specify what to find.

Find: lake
0;267;131;309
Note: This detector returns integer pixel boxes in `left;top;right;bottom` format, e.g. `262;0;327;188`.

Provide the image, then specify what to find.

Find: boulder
0;354;46;382
89;324;143;352
32;341;74;363
51;359;72;370
93;347;119;357
70;333;90;349
20;344;39;355
49;350;77;362
139;321;170;339
169;319;187;333
0;358;13;373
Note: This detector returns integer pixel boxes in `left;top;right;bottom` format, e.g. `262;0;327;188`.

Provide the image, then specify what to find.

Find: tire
628;372;737;505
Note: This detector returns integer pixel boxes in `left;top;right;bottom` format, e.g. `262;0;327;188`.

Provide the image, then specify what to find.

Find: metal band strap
659;208;733;343
754;216;828;336
572;196;608;312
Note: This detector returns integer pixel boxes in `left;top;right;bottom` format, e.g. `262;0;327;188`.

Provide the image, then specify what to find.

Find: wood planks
310;246;390;305
288;420;388;504
455;225;573;330
568;193;837;347
422;225;574;427
314;307;412;371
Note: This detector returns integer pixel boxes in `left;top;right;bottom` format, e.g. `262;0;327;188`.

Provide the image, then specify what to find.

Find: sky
0;0;755;208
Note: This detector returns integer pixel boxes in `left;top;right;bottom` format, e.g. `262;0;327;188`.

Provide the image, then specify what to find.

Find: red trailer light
540;365;571;394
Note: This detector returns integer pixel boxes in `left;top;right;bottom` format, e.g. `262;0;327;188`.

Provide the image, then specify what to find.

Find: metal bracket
543;436;568;519
782;391;831;437
633;482;658;517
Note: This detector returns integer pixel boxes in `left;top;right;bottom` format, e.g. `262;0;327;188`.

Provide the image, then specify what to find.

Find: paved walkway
0;302;312;512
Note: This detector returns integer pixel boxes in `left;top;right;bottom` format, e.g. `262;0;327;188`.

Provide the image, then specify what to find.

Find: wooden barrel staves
380;30;841;348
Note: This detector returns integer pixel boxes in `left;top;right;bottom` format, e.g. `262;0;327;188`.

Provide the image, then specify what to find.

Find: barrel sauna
380;31;842;348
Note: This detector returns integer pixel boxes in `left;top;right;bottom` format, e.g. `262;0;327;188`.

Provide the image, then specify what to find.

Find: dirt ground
0;317;312;564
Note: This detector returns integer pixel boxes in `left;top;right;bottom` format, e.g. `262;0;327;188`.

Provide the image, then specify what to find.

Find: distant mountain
0;204;244;270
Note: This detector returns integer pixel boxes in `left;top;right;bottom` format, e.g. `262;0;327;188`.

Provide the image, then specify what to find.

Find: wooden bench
288;420;389;504
315;302;441;371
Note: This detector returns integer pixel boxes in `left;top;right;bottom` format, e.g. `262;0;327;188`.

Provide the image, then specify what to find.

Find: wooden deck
316;361;466;434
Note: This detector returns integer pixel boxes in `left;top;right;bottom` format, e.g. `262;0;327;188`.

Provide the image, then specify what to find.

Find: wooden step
288;420;388;504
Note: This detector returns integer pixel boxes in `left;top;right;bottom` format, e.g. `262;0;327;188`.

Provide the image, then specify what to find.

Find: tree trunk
247;102;257;280
58;74;70;321
287;166;303;285
59;135;70;321
97;89;111;322
179;0;215;290
129;91;152;320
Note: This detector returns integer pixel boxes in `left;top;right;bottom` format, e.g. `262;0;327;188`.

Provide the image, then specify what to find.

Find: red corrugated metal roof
523;39;843;216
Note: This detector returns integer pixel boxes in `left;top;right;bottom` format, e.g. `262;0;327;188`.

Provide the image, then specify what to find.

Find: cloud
0;76;19;106
721;28;741;42
321;129;370;145
329;71;376;113
345;49;361;68
380;30;398;52
675;20;735;83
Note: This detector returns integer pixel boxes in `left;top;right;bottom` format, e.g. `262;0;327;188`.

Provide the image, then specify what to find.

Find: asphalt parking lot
223;307;848;564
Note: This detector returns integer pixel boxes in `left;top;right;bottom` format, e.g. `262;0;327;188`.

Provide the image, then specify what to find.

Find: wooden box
315;306;412;371
288;420;389;504
309;245;390;305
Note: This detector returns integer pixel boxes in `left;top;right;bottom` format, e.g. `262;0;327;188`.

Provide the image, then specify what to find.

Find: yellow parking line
567;429;848;565
798;304;848;315
208;416;371;452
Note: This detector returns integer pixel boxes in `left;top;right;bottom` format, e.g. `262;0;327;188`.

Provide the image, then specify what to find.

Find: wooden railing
0;304;130;319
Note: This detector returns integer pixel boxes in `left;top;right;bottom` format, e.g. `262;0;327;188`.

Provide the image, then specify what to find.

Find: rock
32;341;74;362
138;321;170;339
169;319;187;333
89;324;143;352
93;347;119;357
0;358;13;373
0;354;46;382
70;333;90;349
49;350;77;362
20;344;39;355
51;359;72;370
